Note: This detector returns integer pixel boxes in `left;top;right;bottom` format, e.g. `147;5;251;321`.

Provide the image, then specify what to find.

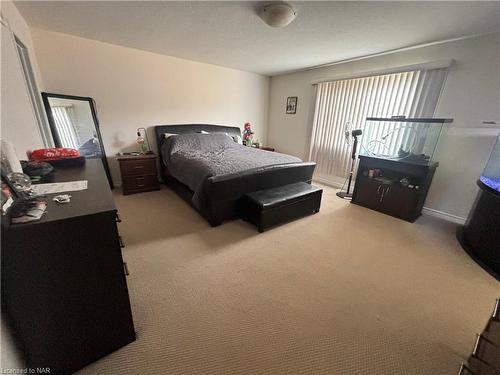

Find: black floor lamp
336;129;362;200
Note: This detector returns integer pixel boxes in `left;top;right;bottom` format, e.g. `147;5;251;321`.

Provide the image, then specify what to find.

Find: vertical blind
51;106;79;149
308;68;448;178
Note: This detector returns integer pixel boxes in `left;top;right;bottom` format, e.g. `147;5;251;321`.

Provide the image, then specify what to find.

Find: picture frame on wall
286;96;298;114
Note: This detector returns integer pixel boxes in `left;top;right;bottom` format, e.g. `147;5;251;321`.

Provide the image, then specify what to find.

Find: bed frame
154;124;316;226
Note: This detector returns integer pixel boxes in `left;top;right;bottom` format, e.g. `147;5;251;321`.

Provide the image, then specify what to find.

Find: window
309;68;448;180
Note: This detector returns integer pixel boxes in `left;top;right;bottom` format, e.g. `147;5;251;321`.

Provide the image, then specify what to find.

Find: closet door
1;23;44;156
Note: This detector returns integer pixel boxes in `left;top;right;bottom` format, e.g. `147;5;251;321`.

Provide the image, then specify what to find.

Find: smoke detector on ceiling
258;3;297;28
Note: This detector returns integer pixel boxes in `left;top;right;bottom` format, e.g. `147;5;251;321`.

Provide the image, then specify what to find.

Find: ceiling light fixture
258;3;297;28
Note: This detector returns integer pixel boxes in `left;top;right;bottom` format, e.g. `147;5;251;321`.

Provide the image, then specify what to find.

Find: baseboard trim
421;207;466;225
313;176;346;189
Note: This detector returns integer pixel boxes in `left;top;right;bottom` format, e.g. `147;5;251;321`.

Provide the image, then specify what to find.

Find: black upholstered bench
240;182;322;232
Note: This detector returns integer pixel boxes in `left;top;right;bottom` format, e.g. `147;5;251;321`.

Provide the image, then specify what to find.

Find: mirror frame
41;92;114;189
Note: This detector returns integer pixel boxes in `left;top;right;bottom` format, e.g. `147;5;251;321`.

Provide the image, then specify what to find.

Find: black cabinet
352;177;382;211
457;180;500;280
1;160;135;374
352;156;437;222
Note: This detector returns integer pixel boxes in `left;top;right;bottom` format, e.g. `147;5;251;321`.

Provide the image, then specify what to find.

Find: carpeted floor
76;184;499;375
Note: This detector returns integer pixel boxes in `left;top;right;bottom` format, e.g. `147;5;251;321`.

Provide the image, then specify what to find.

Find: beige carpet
77;184;498;375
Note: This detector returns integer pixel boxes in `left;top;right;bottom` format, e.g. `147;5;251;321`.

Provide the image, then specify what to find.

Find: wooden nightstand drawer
117;154;160;195
122;174;159;194
119;158;157;177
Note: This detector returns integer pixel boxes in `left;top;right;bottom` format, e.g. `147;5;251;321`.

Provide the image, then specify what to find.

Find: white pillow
225;132;243;144
163;133;177;139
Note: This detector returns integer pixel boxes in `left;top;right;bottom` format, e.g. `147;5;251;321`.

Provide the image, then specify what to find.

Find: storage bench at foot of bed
240;182;322;232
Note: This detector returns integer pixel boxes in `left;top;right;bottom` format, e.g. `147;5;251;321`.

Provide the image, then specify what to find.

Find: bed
154;124;316;226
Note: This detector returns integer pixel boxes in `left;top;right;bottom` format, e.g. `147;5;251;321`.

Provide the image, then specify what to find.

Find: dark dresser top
116;154;157;161
7;159;116;226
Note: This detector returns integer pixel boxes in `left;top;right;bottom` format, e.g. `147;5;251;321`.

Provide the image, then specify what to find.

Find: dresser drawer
119;159;156;177
122;174;159;194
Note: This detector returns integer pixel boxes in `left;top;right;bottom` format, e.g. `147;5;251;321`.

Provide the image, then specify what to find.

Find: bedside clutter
117;154;160;195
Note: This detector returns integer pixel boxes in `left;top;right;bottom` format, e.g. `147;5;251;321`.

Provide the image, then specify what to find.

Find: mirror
41;93;113;188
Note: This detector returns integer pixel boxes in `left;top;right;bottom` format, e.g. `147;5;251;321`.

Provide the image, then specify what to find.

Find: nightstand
117;154;160;195
258;146;275;152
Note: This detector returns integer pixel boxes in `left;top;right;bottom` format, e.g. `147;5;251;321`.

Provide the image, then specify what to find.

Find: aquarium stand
457;180;500;280
351;155;438;222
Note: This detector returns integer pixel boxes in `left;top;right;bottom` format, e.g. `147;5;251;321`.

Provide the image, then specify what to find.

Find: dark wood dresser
1;159;135;374
117;154;160;195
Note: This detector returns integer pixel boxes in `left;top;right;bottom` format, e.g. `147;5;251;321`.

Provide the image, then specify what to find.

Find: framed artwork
286;96;298;114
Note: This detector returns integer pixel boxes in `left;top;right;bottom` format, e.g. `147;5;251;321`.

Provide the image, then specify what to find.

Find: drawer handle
134;165;144;169
493;298;499;319
137;184;146;187
136;177;145;180
457;363;473;375
123;262;130;276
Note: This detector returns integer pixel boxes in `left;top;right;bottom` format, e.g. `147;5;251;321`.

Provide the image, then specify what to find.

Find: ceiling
14;1;500;76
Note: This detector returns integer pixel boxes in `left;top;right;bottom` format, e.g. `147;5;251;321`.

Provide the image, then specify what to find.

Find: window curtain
308;68;448;179
51;106;79;149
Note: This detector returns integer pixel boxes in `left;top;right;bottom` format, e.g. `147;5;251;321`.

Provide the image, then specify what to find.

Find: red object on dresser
29;148;81;161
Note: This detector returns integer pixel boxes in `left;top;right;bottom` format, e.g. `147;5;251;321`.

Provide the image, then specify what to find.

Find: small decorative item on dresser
117;154;160;195
136;127;151;154
286;96;297;114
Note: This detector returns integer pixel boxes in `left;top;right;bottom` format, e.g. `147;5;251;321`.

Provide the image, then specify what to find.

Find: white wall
267;33;500;220
31;28;270;185
0;1;45;158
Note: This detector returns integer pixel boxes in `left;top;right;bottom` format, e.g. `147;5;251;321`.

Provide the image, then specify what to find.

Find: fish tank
360;117;453;164
479;132;500;194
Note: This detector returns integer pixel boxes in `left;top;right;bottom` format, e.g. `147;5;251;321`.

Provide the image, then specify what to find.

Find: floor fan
336;122;363;200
